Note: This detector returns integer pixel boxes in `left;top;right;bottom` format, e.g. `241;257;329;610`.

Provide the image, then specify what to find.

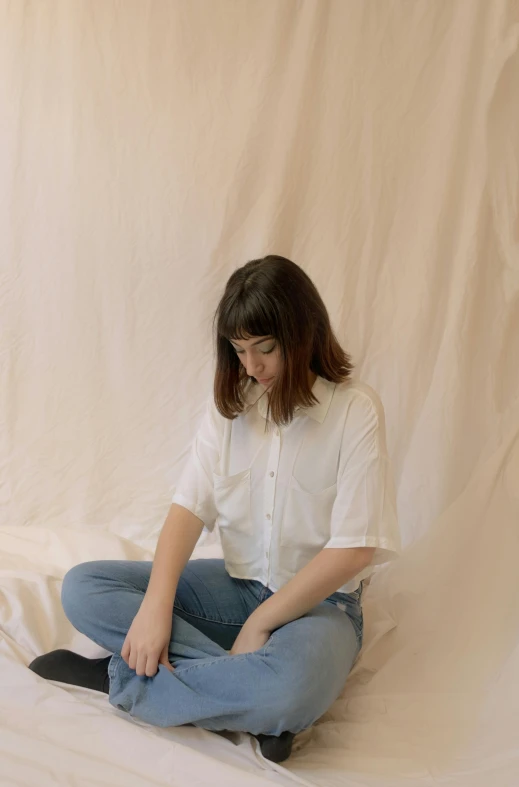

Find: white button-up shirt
172;376;400;593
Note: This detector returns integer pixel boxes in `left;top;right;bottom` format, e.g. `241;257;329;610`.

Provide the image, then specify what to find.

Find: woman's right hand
121;596;174;677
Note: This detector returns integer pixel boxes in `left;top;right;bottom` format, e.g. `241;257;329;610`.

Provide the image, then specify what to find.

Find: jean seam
172;648;269;675
173;602;246;627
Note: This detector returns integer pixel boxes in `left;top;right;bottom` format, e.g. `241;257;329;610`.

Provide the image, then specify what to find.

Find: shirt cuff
171;494;215;532
323;535;400;564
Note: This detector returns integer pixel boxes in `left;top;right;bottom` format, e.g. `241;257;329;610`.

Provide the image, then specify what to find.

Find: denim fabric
61;558;363;736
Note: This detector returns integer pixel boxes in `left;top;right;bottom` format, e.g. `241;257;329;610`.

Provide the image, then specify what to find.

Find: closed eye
233;343;276;355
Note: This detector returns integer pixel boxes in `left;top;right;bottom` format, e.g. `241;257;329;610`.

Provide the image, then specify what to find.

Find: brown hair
213;255;353;425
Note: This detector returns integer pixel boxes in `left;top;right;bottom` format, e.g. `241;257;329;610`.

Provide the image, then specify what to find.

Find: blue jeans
61;558;363;736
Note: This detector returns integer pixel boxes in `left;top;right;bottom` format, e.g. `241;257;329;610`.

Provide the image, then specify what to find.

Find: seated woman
30;255;401;763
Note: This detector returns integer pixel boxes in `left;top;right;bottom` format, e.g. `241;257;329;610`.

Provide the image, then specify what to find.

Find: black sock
29;649;111;694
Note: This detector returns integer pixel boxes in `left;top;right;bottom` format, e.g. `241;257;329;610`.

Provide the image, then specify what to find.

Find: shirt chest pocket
281;476;337;552
213;469;254;565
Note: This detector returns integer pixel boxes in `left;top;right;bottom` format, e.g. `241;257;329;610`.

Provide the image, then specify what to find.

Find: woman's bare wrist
143;588;176;611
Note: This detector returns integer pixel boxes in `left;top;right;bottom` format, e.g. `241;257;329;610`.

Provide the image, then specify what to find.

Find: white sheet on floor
1;1;518;785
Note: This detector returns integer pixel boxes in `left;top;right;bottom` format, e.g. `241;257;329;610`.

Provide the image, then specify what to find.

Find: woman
30;255;400;763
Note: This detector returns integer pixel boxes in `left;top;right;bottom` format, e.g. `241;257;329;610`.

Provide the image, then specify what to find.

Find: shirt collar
252;375;334;424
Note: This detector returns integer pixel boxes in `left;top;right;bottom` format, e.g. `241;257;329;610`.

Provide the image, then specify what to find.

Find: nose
245;353;264;378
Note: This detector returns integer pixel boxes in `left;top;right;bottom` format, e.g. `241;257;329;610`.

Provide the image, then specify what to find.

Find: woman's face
230;335;281;389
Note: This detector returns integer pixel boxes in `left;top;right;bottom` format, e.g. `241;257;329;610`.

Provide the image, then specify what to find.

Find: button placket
264;425;281;582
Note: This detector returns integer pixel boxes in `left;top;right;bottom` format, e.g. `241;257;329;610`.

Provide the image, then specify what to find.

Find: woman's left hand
229;619;271;655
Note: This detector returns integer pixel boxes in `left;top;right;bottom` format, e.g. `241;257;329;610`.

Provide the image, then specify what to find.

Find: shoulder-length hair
213;255;353;425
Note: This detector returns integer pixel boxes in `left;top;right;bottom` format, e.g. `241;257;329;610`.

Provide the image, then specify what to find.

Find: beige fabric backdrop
1;1;518;785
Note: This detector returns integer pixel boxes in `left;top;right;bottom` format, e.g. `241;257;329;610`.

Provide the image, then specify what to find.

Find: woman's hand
229;618;271;656
121;597;174;677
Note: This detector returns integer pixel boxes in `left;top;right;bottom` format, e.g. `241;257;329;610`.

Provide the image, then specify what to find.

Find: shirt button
266;513;271;520
269;471;274;477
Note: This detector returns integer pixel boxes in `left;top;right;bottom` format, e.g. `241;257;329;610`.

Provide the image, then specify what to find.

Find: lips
258;377;273;385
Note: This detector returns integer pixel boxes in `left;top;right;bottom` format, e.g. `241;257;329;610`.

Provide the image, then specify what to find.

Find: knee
255;677;311;735
260;663;310;720
61;561;103;626
260;655;333;732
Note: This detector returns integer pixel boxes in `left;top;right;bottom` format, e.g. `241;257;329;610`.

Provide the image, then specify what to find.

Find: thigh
174;559;261;650
62;558;261;653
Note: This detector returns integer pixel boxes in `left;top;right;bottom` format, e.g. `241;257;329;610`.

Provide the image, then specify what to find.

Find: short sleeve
171;397;223;532
324;390;401;567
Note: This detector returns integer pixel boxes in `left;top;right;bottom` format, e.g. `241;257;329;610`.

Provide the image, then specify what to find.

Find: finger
159;650;174;672
160;644;173;669
121;638;130;664
128;647;137;671
136;652;148;677
145;655;159;677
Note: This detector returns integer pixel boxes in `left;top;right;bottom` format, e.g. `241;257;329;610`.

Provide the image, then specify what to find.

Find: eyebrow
230;336;274;347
